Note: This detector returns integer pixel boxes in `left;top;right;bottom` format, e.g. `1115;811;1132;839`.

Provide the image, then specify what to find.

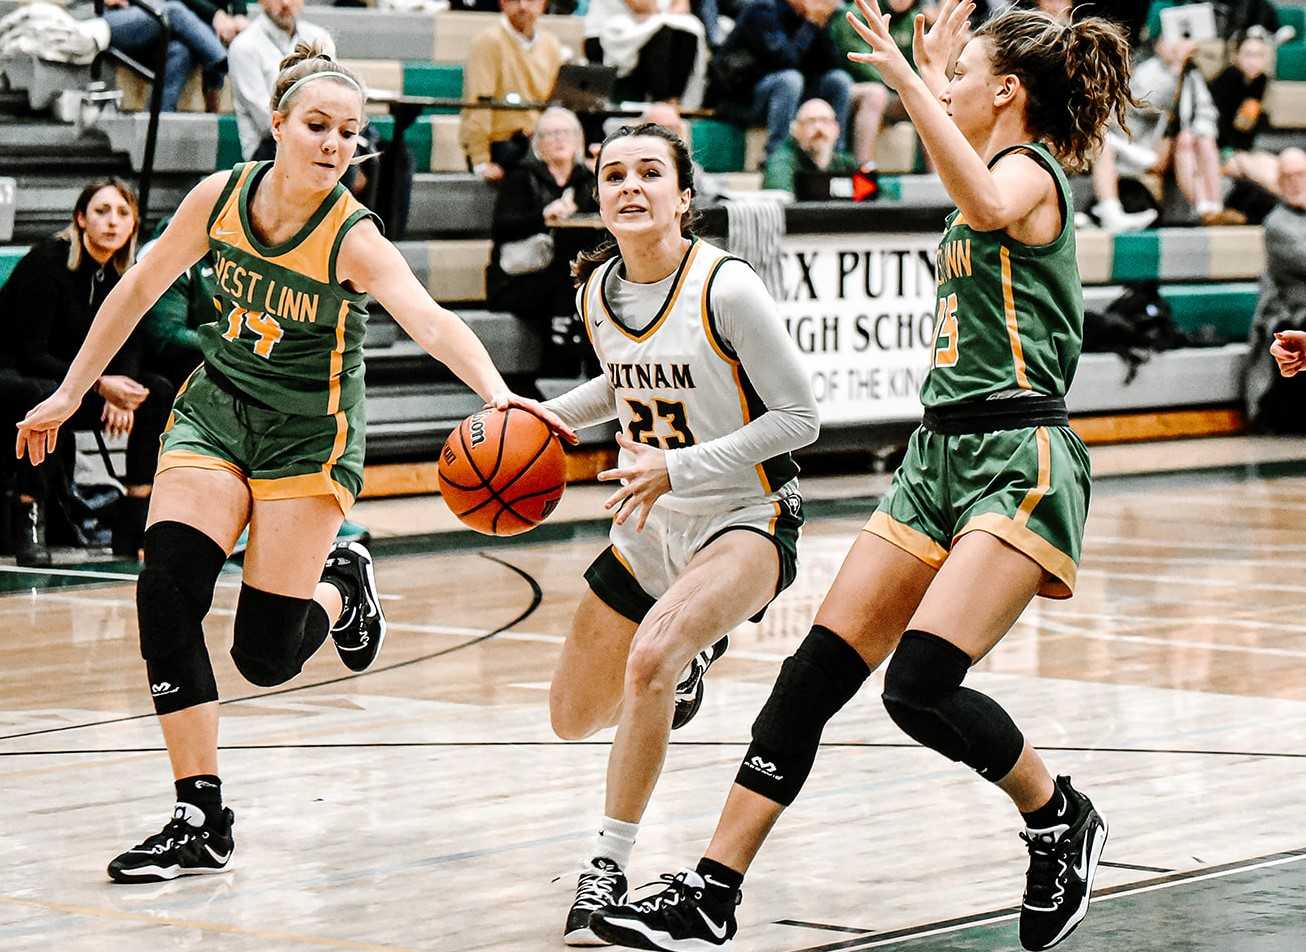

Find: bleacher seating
3;0;1305;480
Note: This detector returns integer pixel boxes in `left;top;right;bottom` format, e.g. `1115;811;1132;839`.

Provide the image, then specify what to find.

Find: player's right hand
913;0;975;85
16;390;80;466
1271;330;1306;377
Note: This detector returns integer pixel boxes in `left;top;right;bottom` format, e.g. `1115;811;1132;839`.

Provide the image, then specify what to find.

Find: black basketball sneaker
590;868;738;950
1019;776;1109;950
322;540;387;672
107;803;235;883
565;857;629;946
672;636;729;730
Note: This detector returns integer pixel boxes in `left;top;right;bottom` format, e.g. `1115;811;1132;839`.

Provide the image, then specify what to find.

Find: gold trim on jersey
156;450;245;482
327;299;349;414
610;544;636;577
954;512;1075;598
863;511;949;569
999;247;1032;389
598;241;702;343
248;472;355;513
1015;426;1052;526
697;255;771;495
210;172;364;287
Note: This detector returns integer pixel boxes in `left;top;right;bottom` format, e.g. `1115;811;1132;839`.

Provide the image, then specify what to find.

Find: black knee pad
882;630;1024;781
230;585;328;687
137;521;227;715
735;625;870;806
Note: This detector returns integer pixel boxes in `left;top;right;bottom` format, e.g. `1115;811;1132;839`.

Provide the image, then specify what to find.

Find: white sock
1094;198;1123;215
1196;200;1221;215
592;816;639;870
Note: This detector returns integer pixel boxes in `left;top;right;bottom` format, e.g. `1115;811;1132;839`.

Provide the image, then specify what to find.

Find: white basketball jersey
579;239;799;513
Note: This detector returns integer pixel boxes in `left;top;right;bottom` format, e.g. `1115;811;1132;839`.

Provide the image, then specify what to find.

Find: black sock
1021;783;1077;830
696;857;744;904
175;775;223;826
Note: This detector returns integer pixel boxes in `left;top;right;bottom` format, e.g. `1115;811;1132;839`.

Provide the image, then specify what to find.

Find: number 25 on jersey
932;293;959;369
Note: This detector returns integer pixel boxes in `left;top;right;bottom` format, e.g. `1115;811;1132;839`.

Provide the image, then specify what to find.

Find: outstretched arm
337;222;577;442
846;0;1052;233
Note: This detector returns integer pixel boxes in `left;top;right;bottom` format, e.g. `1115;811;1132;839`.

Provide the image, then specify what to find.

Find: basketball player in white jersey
542;123;819;945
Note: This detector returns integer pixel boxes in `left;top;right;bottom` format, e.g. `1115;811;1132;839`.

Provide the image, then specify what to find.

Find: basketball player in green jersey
591;3;1135;950
17;43;573;884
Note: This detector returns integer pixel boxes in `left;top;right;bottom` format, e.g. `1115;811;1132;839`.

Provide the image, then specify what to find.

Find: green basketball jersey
198;162;380;417
921;142;1083;408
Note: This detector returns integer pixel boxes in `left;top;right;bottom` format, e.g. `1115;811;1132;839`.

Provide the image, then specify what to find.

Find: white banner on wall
773;234;939;425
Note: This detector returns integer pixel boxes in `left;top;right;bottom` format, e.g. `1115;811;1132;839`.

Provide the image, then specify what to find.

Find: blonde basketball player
16;43;571;884
543;123;819;945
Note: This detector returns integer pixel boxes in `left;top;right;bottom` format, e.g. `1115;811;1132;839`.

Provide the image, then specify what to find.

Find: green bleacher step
402;63;464;113
1160;282;1258;342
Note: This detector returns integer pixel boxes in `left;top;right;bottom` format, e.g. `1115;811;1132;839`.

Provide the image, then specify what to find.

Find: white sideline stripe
836;853;1306;950
0;565;138;581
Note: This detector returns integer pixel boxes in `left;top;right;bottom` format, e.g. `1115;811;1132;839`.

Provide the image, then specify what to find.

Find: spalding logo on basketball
436;407;567;536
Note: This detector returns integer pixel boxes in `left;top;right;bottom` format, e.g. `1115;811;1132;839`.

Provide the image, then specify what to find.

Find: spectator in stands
1213;28;1281;193
1088;140;1159;232
185;0;252;46
1250;150;1306;422
1205;0;1279;39
715;0;852;161
640;101;724;203
102;0;229;112
1125;36;1245;224
228;0;334;160
461;0;565;183
0;179;172;565
763;97;859;195
831;0;934;167
585;0;710;107
136;224;212;390
486;107;600;372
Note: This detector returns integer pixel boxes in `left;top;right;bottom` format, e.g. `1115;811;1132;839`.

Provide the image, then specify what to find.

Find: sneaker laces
1020;828;1071;907
627;871;698;914
573;867;624;911
133;816;199;855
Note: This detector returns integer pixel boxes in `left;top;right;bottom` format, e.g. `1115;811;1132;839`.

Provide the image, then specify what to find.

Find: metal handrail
93;0;168;229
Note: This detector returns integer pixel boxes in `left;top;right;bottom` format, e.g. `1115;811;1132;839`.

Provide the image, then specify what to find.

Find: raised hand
914;0;976;95
845;0;919;93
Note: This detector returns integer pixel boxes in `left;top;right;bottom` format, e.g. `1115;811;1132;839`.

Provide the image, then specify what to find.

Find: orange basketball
437;407;567;536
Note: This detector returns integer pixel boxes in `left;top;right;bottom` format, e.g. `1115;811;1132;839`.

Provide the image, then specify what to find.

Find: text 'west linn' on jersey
579;239;800;513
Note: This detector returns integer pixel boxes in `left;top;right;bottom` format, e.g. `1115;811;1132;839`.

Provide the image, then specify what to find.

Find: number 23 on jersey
626;398;697;449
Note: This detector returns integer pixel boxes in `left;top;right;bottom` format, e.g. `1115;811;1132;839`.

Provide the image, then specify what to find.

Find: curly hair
977;10;1139;173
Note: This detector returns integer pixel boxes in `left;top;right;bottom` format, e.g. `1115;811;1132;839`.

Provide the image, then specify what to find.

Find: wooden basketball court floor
4;435;1306;952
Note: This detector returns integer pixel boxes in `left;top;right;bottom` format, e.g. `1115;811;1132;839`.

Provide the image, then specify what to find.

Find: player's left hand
491;393;580;445
1271;330;1306;377
846;0;919;93
599;433;671;532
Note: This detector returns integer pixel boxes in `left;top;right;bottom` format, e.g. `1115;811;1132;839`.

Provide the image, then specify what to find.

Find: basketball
437;407;567;536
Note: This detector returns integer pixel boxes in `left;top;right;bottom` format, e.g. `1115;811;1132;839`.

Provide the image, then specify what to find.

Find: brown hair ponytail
978;10;1139;173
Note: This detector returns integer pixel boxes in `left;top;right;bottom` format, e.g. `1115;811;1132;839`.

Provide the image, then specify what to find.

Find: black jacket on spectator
1210;65;1269;152
713;0;842;103
486;156;600;321
1;237;140;382
0;237;173;501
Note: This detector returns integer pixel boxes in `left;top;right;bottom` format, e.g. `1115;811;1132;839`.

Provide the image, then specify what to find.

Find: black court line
782;847;1306;952
0;552;540;744
776;920;876;935
1099;860;1174;873
3;741;1305;759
